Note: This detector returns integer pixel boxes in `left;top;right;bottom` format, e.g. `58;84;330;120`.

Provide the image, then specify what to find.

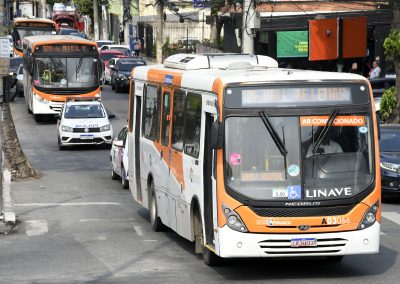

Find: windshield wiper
312;109;338;154
76;57;83;75
259;111;288;156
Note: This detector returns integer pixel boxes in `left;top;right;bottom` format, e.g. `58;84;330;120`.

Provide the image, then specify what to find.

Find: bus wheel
149;182;165;231
27;105;32;114
34;114;43;122
326;256;343;263
194;209;222;266
121;167;129;189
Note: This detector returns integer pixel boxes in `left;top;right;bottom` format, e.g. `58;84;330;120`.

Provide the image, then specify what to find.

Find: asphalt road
1;85;400;283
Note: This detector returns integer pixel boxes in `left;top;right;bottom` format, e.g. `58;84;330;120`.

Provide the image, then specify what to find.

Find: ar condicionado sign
300;116;365;127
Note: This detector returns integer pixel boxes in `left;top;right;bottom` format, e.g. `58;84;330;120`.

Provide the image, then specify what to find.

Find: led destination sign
15;22;55;28
35;44;98;54
224;84;369;108
241;87;351;106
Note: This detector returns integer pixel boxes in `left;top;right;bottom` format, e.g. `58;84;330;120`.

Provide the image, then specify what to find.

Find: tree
383;0;400;122
1;103;38;179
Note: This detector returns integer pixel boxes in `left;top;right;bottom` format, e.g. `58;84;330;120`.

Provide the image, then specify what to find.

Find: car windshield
119;61;145;71
379;128;400;152
100;53;122;61
34;57;99;88
59;29;78;35
96;41;113;48
64;104;105;118
14;29;55;49
225;115;373;201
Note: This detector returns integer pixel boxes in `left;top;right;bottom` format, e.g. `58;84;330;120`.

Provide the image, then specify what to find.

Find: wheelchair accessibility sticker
288;185;301;200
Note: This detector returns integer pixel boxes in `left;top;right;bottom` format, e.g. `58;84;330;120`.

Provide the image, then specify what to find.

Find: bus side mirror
210;121;223;149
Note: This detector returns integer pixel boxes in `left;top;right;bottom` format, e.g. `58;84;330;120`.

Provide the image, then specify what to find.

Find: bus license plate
291;238;317;248
80;135;94;140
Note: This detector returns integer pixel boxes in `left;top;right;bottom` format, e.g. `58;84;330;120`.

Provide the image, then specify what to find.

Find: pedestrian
349;62;359;74
368;61;381;80
134;37;141;57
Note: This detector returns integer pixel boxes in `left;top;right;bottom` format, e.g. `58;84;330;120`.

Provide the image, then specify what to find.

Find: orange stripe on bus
32;86;101;101
300;115;366;127
32;40;97;50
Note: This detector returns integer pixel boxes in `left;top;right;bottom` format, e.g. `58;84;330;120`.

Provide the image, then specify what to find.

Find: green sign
276;31;308;58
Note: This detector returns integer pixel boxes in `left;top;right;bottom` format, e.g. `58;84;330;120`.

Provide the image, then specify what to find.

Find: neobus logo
285;201;321;206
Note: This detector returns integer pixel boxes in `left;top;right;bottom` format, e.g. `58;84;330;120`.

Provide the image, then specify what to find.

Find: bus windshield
13;29;55;49
34;57;99;88
224;114;373;201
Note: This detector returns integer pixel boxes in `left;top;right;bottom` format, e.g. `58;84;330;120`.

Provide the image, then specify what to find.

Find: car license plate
80;135;94;140
291;238;317;248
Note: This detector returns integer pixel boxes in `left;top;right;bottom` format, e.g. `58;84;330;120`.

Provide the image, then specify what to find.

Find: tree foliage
380;86;397;121
383;28;400;61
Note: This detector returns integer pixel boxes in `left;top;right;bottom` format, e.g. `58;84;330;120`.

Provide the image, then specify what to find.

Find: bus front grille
251;205;355;218
258;238;347;255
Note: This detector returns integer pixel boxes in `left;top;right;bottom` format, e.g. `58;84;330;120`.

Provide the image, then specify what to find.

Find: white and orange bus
127;53;380;265
23;35;102;122
12;18;57;57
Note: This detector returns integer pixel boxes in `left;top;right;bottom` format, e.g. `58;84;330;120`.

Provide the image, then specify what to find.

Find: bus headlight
34;93;49;104
222;204;248;233
61;125;73;132
358;201;379;230
100;124;110;132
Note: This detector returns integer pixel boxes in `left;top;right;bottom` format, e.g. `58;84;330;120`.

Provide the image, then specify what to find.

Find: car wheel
115;83;120;93
58;136;66;150
111;79;115;90
121;167;129;189
111;165;119;180
149;182;165;231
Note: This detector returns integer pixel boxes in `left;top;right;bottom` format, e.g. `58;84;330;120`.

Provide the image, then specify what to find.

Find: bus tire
34;114;43;122
203;246;222;267
121;167;129;189
27;104;32;114
149;182;165;231
326;256;343;263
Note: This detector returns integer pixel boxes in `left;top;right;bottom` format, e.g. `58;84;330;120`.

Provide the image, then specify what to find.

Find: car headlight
34;93;49;104
222;204;248;232
61;125;73;132
358;201;379;230
117;74;127;80
380;161;400;173
100;124;110;132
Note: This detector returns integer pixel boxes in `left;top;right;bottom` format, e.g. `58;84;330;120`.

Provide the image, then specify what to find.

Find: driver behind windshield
306;131;343;157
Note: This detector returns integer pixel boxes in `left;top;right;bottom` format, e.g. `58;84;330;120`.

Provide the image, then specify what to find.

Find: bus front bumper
33;95;64;114
217;222;380;258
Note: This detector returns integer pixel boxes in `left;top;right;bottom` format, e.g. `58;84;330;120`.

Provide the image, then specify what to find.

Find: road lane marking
26;220;48;236
80;218;135;222
15;202;121;207
382;211;400;226
133;225;144;237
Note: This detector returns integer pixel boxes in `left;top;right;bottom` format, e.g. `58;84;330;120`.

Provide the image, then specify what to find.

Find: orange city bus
126;53;381;265
12;18;57;57
23;35;102;122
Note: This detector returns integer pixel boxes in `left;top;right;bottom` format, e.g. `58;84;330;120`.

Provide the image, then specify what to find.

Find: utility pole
123;0;131;45
101;1;109;40
93;0;100;40
242;0;255;54
156;1;164;63
41;0;46;18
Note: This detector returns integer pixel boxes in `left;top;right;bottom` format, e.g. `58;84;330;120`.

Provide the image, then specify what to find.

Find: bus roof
14;17;56;24
133;62;368;92
23;35;97;50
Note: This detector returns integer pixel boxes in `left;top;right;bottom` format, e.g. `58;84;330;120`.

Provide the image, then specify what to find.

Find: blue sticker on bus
164;75;173;85
288;185;301;200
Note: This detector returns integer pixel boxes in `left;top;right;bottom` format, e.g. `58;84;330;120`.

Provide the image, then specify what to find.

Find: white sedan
57;99;113;150
110;126;129;189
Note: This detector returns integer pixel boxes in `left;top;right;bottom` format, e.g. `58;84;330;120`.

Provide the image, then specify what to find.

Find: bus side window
128;81;135;131
184;93;202;158
171;89;185;151
142;85;160;141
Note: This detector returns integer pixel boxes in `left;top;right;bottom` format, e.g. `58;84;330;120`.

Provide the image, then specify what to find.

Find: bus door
159;86;174;229
169;89;187;237
182;93;204;237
